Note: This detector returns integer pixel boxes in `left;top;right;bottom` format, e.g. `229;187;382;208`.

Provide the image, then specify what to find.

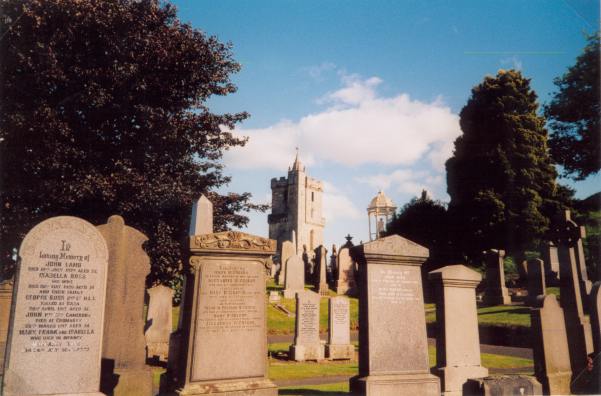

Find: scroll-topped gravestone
0;280;13;376
171;231;277;395
530;295;572;395
289;290;324;361
335;247;356;295
277;240;294;286
325;296;353;360
2;216;108;396
483;249;510;305
314;246;329;296
145;285;173;361
429;265;488;394
284;255;305;299
526;259;546;306
350;235;440;396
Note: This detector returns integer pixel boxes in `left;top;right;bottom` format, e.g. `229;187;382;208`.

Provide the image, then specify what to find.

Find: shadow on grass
477;307;530;316
279;390;348;396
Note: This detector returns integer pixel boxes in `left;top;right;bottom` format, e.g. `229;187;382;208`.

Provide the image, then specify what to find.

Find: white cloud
303;62;337;81
321;181;362;222
223;74;461;172
355;169;445;199
500;56;523;71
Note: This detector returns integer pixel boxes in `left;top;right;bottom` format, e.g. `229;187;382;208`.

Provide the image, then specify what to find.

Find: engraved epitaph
325;296;353;360
289;290;324;361
2;216;108;396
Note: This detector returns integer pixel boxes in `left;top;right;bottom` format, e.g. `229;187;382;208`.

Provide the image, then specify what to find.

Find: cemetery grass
279;382;349;395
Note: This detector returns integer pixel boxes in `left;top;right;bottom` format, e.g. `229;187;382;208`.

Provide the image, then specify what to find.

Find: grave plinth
349;235;440;396
175;231;277;396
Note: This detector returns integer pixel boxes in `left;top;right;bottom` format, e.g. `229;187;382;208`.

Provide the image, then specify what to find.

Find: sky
171;0;600;248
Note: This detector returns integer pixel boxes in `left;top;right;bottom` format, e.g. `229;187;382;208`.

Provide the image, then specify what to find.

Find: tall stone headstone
530;295;572;395
429;265;488;394
325;296;353;360
313;245;329;296
145;284;174;361
335;246;356;295
0;280;14;376
526;259;546;306
590;282;601;394
349;235;440;396
2;216;108;396
169;231;277;395
540;241;560;282
575;226;593;308
283;255;305;299
98;215;152;396
277;240;294;286
189;195;213;237
550;210;594;386
289;290;324;361
483;249;511;305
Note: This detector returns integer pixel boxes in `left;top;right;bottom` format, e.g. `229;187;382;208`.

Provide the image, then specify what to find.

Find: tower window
311;191;314;202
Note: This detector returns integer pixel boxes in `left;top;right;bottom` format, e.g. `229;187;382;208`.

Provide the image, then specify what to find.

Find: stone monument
325;296;353;360
145;284;174;361
429;265;488;394
590;282;601;394
526;259;546;306
289;290;324;361
349;235;440;395
483;249;511;305
0;280;13;377
283;255;305;299
314;245;329;296
540;241;560;282
335;246;356;295
277;240;294;286
530;295;572;395
2;216;108;396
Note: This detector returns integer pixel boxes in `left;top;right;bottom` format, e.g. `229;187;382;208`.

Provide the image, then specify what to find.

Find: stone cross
145;284;174;362
428;265;488;394
289;290;324;361
483;249;511;305
3;216;108;396
335;246;356;295
526;259;546;306
349;235;440;395
283;255;305;299
325;296;353;360
0;280;13;376
313;245;329;296
530;295;572;395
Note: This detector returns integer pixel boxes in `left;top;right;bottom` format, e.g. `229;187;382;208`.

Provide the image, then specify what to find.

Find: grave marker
145;284;173;362
325;296;353;360
283;255;305;299
314;246;329;296
526;259;546;306
483;249;510;305
289;290;324;361
335;246;356;295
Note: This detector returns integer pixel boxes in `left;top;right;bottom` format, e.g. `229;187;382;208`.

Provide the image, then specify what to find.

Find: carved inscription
297;298;319;345
330;297;350;345
372;267;419;303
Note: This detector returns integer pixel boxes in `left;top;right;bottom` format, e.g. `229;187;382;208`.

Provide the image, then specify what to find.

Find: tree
545;33;600;180
0;0;265;286
446;70;570;262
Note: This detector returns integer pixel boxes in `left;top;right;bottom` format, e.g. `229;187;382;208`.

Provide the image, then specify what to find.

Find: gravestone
540;242;560;282
268;291;281;304
289;290;324;361
429;265;488;394
283;255;305;299
170;231;277;395
189;195;213;237
464;376;542;396
313;246;329;296
550;210;594;387
145;284;173;362
277;240;294;286
2;216;108;396
483;249;511;305
0;280;14;376
335;246;356;295
349;235;440;395
325;296;353;360
526;259;546;306
575;226;593;308
98;215;152;396
530;295;572;395
591;282;601;394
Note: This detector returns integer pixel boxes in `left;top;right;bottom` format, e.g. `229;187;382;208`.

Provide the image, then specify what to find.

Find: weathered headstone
0;280;14;376
169;231;277;395
429;265;488;394
550;210;594;387
575;225;593;308
145;284;173;362
335;246;356;295
189;195;213;237
325;296;353;360
2;216;108;396
283;255;305;299
464;375;542;396
530;295;572;395
349;235;440;395
526;259;546;306
289;290;324;361
98;215;152;396
540;241;560;282
277;240;294;286
483;249;511;305
313;245;329;296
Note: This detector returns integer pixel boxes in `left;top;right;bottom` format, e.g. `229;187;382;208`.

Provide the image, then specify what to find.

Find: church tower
268;153;325;256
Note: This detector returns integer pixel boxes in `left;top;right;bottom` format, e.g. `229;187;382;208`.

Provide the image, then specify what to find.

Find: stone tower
268;153;325;256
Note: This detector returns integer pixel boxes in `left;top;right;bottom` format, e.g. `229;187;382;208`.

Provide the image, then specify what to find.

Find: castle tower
268;153;325;257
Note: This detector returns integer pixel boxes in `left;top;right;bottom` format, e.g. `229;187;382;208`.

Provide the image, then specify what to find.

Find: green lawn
279;382;349;395
426;304;531;328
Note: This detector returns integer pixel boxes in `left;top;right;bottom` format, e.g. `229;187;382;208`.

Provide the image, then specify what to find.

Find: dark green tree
0;0;265;286
545;33;600;180
446;70;570;262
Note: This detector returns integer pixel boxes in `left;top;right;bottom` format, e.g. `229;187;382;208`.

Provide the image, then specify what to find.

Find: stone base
540;371;571;396
289;343;325;361
283;289;303;299
464;375;542;396
436;365;488;393
483;289;511;305
349;373;440;396
108;367;153;396
147;341;169;361
325;343;354;360
177;378;277;395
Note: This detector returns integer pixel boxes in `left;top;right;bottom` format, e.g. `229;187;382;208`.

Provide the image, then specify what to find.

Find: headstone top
191;231;276;254
356;234;428;259
428;264;482;283
189;194;213;236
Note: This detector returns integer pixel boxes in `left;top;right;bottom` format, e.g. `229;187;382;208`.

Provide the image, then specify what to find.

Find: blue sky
172;0;600;247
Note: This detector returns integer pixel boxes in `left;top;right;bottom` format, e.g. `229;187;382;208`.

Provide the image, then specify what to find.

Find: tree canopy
446;70;571;261
0;0;264;286
545;33;600;180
